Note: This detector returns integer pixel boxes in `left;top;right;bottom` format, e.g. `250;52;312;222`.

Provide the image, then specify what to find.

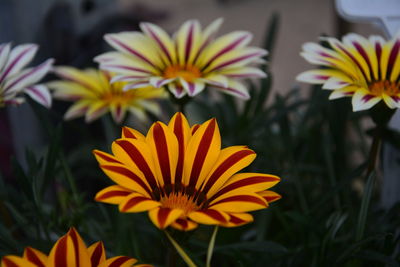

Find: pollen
163;64;201;83
161;192;199;215
369;80;400;96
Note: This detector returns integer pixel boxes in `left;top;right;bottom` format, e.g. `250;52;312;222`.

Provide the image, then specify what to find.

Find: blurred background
0;0;384;175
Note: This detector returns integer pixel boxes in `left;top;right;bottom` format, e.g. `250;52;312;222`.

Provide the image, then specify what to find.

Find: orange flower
1;228;152;267
94;112;281;231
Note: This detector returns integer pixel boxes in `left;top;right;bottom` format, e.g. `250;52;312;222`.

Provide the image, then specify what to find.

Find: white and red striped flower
297;33;400;111
1;228;152;267
0;43;53;108
95;19;267;100
94;112;280;231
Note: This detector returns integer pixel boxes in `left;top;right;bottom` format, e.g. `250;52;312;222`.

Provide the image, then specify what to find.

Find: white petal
24;84;52;108
168;83;186;98
149;77;175;88
215;80;250;99
0;43;11;72
0;44;38;82
3;58;54;94
322;77;349;90
296;70;329;84
351;89;381;111
179;78;205;97
122;81;150;91
219;67;267;78
202;74;228;87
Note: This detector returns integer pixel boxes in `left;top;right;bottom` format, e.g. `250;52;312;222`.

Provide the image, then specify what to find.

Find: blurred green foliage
1;13;400;267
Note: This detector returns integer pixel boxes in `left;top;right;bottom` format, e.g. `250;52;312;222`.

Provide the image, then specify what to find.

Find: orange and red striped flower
94;112;280;231
1;228;152;267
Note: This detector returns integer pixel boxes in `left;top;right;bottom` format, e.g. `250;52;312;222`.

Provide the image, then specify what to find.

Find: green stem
366;130;381;176
164;230;197;267
355;131;381;242
355;171;375;242
101;115;118;144
206;226;219;267
169;91;190;115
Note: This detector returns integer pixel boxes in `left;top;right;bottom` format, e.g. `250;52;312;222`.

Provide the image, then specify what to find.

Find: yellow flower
1;228;152;267
94;112;280;231
48;67;166;123
95;19;267;99
297;33;400;111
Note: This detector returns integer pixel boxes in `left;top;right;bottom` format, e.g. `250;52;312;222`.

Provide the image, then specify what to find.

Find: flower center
369;80;400;96
160;192;199;215
101;86;135;105
163;65;201;82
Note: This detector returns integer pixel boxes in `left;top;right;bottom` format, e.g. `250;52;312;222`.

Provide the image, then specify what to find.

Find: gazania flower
95;18;267;99
297;33;400;111
48;67;166;123
0;43;53;108
1;228;152;267
94;112;280;231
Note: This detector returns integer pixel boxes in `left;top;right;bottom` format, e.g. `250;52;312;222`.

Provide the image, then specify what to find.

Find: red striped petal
119;192;160;212
258;190;282;203
146;122;178;189
88;242;106;267
148;207;183;229
209;193;268;212
112;139;158;192
201;147;255;197
99;164;153;197
223;213;253;227
209;173;280;202
100;256;137;267
121;126;145;140
95;185;132;204
188;209;229;224
171;218;198;231
93;150;121;165
1;257;37;267
168;112;191;187
183;118;221;189
23;247;47;267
